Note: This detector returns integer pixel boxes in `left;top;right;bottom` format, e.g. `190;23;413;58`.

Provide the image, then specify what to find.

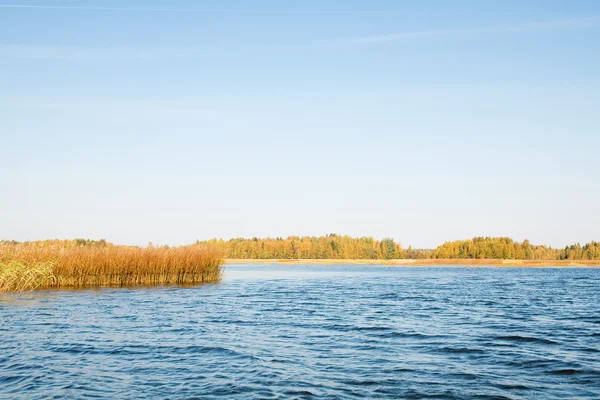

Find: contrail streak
0;4;328;13
344;15;600;44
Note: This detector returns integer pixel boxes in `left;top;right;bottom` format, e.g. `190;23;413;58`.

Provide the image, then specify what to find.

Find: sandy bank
225;259;600;267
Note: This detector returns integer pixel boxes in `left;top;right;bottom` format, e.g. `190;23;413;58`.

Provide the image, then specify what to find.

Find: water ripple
1;265;600;399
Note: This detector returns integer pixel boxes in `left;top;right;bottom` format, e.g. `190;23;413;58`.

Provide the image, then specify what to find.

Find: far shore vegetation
198;235;600;261
2;235;599;293
0;240;223;293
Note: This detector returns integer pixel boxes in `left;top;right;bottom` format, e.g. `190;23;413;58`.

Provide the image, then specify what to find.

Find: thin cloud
0;44;261;61
0;4;322;13
0;44;155;61
345;15;600;44
1;14;599;61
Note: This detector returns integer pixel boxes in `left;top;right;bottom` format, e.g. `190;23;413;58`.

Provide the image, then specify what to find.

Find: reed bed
0;245;224;293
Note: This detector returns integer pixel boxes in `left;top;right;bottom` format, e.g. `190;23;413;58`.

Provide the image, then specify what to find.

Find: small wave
283;389;317;395
504;358;558;369
376;331;444;340
439;346;485;354
550;368;600;376
494;335;558;345
52;344;97;355
558;316;600;324
155;345;256;360
391;367;415;373
450;372;479;380
342;379;381;386
352;326;391;332
580;347;600;353
392;390;460;399
0;375;28;385
497;384;530;390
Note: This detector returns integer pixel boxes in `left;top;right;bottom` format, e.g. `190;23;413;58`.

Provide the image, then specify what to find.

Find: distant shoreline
225;259;600;267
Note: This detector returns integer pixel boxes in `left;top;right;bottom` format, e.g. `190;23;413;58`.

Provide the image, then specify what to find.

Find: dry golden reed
0;261;56;293
0;244;224;293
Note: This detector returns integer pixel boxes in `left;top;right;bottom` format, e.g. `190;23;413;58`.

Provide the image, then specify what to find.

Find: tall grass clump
0;243;224;292
0;261;56;293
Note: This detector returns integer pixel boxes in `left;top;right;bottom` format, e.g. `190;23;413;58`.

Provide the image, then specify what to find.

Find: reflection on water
1;265;600;399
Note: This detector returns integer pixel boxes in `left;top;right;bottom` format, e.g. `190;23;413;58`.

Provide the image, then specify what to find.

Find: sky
1;0;599;249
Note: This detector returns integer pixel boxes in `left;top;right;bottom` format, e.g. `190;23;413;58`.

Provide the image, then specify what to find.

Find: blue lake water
1;265;600;399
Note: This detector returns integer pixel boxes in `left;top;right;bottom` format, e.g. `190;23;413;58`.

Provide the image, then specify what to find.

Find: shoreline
225;258;600;267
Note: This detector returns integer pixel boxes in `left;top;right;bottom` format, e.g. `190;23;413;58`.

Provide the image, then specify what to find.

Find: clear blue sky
1;0;599;248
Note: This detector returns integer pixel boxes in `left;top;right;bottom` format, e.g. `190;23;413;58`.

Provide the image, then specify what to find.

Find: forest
197;235;600;260
199;235;402;260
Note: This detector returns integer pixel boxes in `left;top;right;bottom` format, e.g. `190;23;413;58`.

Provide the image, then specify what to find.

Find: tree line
198;234;402;260
3;236;599;260
197;236;600;260
0;239;109;249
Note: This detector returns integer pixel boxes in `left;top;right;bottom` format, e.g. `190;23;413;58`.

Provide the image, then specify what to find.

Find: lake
1;265;600;399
